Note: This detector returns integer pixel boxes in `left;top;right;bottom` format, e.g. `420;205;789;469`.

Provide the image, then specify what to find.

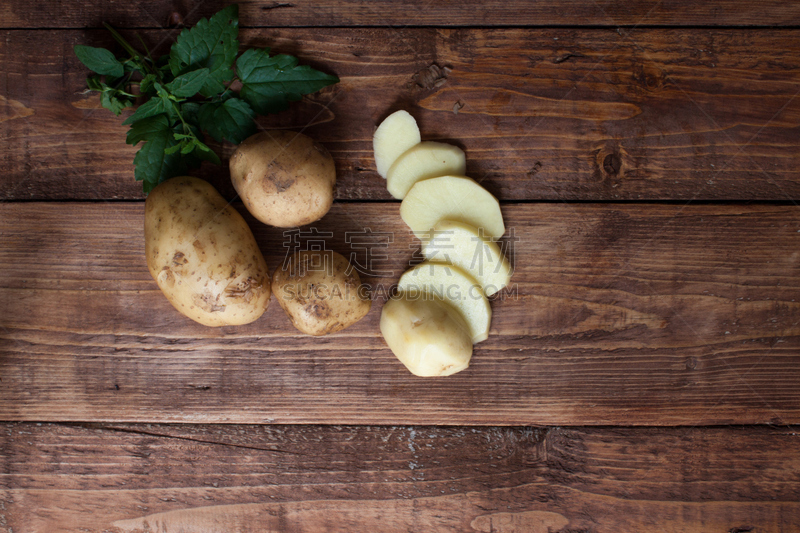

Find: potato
380;293;473;377
421;220;512;296
397;261;491;343
229;130;336;228
144;176;271;327
386;141;466;199
373;110;421;178
400;175;505;240
272;250;371;335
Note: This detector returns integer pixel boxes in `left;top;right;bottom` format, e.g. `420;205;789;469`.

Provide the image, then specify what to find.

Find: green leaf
178;140;195;155
75;45;125;77
100;90;133;115
193;139;222;165
165;68;210;98
164;142;183;155
139;74;157;95
237;48;339;115
180;102;202;127
121;97;169;125
154;82;171;100
126;114;171;145
86;75;104;92
133;123;190;193
122;58;143;73
168;4;238;98
197;97;256;144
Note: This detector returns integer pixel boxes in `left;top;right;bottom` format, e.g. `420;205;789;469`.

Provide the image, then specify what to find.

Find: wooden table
2;1;800;530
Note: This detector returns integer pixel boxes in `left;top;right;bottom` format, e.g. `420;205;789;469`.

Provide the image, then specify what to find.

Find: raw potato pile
146;131;371;336
374;111;512;377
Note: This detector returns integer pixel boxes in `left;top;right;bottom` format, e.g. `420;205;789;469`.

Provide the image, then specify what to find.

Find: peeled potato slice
421;220;512;297
400;175;505;240
380;293;473;377
373;110;421;178
386;141;466;199
397;261;491;343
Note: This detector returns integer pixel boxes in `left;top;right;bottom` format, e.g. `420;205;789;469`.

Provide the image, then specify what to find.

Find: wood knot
415;64;451;90
167;11;184;27
527;161;543;177
634;64;666;92
603;153;622;176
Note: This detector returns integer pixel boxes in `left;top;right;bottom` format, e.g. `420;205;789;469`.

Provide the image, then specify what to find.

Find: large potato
230;130;336;228
380;293;473;377
145;176;271;326
272;250;371;335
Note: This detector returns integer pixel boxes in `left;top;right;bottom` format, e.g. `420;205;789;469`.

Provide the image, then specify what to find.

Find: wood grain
3;0;800;28
1;423;798;532
2;202;799;425
2;28;800;201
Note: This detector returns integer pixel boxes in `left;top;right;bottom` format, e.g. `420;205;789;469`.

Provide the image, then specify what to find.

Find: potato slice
420;220;512;297
386;141;466;199
397;261;491;343
373;110;421;178
380;293;473;377
400;175;505;240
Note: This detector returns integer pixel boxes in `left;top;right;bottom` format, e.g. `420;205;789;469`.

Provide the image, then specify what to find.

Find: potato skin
230;131;336;228
380;293;473;377
145;176;271;327
272;250;371;335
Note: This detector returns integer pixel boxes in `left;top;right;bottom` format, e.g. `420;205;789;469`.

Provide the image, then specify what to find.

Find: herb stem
112;71;136;97
170;99;195;139
135;34;161;79
103;23;140;60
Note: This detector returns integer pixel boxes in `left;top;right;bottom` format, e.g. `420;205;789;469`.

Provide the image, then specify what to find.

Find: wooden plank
3;28;800;201
1;423;798;532
2;202;799;425
2;0;800;28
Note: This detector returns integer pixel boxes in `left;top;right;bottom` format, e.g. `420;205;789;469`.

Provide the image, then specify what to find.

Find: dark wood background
1;0;799;530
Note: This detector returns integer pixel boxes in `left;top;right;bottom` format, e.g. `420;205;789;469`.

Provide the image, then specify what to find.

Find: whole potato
380;293;473;377
230;131;336;228
145;176;271;327
272;250;371;335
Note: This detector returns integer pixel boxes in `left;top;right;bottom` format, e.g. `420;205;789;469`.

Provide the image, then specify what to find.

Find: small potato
380;293;473;377
272;250;371;335
230;130;336;228
145;176;271;327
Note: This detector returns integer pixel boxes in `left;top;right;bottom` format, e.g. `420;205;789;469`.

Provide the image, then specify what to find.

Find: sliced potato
397;261;491;343
400;175;505;240
386;141;466;199
272;250;371;336
373;110;421;178
380;293;473;377
420;220;512;297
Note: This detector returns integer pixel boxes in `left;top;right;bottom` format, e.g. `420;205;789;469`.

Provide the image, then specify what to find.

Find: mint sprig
74;4;339;194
